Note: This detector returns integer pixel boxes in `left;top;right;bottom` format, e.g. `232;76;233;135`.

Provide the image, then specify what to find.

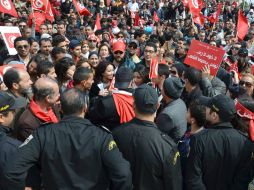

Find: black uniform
2;116;132;190
113;118;182;190
185;122;253;190
0;125;21;186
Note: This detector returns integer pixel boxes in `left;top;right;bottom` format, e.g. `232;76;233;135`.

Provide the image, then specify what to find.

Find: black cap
134;84;158;114
0;92;26;112
115;67;133;89
199;94;236;122
163;77;184;99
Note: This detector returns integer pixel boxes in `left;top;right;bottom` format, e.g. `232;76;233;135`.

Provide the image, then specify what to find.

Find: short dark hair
60;88;87;115
14;37;29;48
189;101;206;127
37;61;54;76
3;69;20;89
33;83;55;102
52;35;66;47
184;67;201;86
55;57;75;83
158;64;170;78
145;42;157;53
39;38;51;46
51;47;65;60
27;37;38;46
73;67;93;85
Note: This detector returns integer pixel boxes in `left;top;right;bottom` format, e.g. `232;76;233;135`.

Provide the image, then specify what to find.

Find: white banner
0;26;21;55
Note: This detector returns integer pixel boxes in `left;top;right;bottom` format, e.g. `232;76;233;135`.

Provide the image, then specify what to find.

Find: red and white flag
94;13;101;32
45;2;54;22
188;0;203;16
0;0;18;17
0;26;21;55
182;0;188;7
31;0;48;12
149;57;159;79
193;13;205;26
208;3;222;23
28;11;46;32
73;0;92;16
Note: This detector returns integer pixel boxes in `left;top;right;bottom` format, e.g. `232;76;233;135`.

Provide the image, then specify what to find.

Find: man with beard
39;38;53;61
88;34;98;52
17;78;60;142
4;37;31;66
185;94;253;190
112;41;136;70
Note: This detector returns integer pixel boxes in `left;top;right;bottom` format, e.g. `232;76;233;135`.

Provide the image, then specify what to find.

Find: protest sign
184;39;225;76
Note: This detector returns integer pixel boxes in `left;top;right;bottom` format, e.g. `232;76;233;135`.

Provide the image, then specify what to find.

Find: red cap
112;41;126;53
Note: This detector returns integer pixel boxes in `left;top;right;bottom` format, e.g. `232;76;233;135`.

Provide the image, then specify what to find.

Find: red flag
188;0;203;16
149;57;159;79
237;10;249;40
45;2;54;22
134;12;140;27
51;5;60;16
153;11;160;22
208;3;222;23
28;11;46;32
0;0;18;17
73;0;92;16
31;0;48;12
94;13;101;32
193;13;204;26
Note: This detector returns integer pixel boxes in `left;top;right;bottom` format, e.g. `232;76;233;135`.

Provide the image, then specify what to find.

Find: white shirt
128;2;139;12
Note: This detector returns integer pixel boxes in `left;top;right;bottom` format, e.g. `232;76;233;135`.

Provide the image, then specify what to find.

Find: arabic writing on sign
187;55;219;69
196;51;217;61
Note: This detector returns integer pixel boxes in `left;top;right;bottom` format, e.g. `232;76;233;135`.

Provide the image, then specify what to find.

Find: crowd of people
1;0;254;189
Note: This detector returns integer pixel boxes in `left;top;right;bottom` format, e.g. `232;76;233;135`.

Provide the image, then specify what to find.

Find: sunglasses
239;80;253;88
89;40;97;42
19;25;26;28
118;35;124;38
232;47;240;50
128;45;137;49
17;45;29;50
114;51;124;55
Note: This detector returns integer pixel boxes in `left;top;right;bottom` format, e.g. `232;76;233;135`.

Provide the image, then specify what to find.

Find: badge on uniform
108;140;117;151
173;151;180;165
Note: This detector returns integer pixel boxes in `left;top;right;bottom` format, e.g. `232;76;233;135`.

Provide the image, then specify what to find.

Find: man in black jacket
2;88;132;190
185;94;253;190
113;84;182;190
0;92;26;188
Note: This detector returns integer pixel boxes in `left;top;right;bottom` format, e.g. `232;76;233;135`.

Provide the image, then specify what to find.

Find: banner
0;26;21;55
184;40;225;76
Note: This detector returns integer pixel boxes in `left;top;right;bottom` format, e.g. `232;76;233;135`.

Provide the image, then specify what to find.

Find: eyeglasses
17;45;29;50
114;51;124;55
89;40;97;42
128;45;137;49
118;35;124;38
232;47;240;50
19;25;26;28
239;80;253;88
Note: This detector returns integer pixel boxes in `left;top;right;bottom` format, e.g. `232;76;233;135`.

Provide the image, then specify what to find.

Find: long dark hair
94;60;115;83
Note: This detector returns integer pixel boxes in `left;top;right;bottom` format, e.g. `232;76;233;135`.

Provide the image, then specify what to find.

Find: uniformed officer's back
2;88;132;190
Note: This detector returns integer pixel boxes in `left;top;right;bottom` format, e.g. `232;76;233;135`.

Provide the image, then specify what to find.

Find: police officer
185;94;253;190
2;88;132;190
113;84;182;190
0;92;26;187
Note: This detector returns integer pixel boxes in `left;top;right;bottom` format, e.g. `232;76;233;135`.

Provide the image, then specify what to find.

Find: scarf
30;98;58;123
112;90;135;123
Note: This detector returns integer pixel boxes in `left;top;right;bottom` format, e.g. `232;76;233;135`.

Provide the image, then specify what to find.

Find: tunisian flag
28;11;46;32
94;14;101;32
31;0;48;12
45;2;54;22
193;13;205;26
208;3;222;23
0;0;18;17
237;10;249;40
188;0;203;16
149;57;159;79
73;0;92;16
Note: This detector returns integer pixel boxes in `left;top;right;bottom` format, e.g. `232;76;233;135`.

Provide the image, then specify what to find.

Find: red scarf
112;90;135;123
30;98;59;123
235;100;254;141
